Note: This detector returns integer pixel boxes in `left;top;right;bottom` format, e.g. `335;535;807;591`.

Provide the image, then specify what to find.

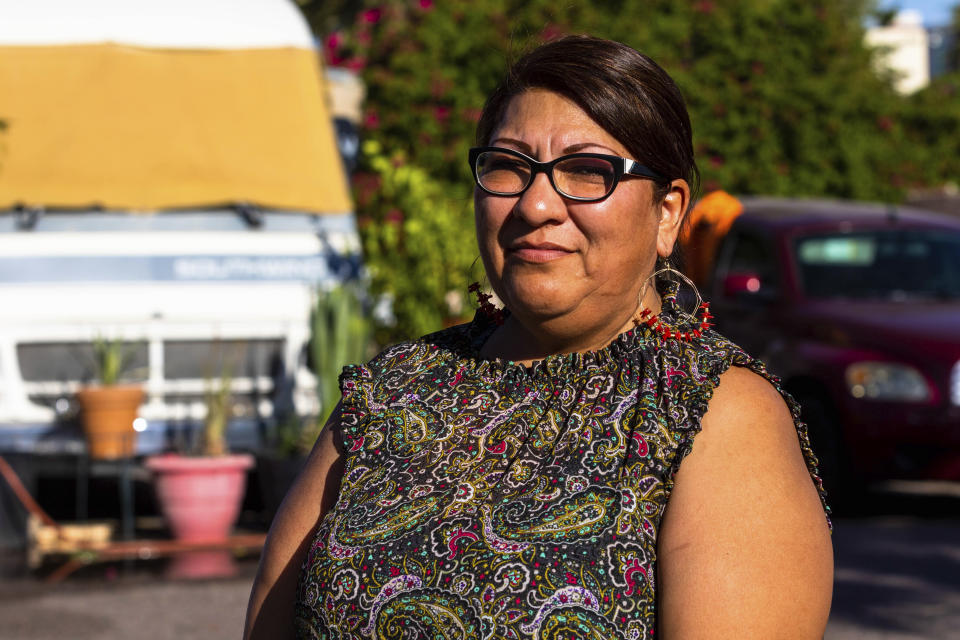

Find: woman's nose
513;172;568;226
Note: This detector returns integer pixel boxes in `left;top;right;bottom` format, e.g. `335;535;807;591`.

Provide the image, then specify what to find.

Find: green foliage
901;72;960;187
90;336;139;386
357;140;476;343
271;284;373;457
273;414;315;459
673;0;923;201
203;365;232;457
312;283;372;424
298;0;956;342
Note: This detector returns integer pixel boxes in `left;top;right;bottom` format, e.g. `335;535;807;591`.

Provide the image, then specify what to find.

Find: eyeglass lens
475;150;617;200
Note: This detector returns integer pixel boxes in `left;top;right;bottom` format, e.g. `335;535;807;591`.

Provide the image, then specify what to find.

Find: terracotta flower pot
145;453;254;578
75;385;144;459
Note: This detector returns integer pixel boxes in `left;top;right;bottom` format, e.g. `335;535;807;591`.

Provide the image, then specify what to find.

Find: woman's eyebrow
563;142;619;155
490;137;532;153
490;138;621;157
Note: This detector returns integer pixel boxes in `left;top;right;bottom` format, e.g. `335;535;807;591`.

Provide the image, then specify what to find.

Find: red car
701;197;960;496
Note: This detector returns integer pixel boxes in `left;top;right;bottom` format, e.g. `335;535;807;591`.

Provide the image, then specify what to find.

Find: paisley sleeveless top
295;293;830;639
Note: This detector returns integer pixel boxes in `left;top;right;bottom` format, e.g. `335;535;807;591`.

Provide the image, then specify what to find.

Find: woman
245;36;833;639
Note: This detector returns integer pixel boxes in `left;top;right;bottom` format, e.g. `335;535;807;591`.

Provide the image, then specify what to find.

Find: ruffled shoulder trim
335;323;476;448
664;330;833;530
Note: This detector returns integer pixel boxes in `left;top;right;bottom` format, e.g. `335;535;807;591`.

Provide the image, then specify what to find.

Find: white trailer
0;0;358;453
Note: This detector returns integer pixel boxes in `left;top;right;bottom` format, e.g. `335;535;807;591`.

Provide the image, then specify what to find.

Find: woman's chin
501;282;578;321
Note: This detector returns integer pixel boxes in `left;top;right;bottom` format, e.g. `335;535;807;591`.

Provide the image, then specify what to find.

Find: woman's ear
657;179;690;258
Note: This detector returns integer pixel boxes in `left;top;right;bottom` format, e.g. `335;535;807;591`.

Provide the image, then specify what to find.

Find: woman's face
475;89;685;329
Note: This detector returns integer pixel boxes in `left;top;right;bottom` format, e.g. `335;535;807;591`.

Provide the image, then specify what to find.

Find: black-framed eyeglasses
468;146;665;202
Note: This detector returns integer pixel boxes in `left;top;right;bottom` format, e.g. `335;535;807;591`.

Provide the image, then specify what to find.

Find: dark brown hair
476;35;700;205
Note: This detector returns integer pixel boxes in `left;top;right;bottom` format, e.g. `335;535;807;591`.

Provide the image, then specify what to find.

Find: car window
795;230;960;300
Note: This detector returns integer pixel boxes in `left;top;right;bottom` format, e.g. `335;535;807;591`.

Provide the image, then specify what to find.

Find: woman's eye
564;161;613;179
485;158;527;173
574;166;607;176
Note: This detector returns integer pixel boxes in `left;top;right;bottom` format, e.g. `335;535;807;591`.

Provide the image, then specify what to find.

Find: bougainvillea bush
297;0;959;343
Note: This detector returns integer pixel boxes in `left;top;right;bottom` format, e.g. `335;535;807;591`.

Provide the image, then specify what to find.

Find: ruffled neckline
454;282;697;381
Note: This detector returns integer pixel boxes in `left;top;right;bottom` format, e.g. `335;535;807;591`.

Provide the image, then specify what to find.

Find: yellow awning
0;44;352;213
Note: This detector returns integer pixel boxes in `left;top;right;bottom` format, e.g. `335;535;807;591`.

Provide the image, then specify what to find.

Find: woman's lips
507;243;574;263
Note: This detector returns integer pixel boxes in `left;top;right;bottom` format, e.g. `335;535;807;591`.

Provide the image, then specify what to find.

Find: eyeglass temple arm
624;159;665;181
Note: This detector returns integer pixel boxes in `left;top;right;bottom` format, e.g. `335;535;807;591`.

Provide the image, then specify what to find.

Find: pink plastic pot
145;453;254;578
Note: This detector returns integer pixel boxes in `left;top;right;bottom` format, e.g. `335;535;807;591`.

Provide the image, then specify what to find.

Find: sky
883;0;958;25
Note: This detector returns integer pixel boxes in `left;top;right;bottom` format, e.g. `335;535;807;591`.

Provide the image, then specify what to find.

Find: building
865;10;931;94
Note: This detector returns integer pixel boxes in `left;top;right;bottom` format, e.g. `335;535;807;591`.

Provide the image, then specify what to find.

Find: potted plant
145;365;254;578
257;284;371;518
74;336;144;460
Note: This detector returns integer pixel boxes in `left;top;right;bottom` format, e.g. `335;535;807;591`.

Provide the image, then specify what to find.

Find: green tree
297;0;948;342
675;0;922;200
901;71;960;186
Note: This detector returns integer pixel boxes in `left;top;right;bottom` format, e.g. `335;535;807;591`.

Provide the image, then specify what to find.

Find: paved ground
0;560;259;640
0;485;957;639
828;519;960;639
825;484;960;640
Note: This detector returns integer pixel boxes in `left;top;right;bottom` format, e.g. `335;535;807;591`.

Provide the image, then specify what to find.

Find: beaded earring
469;282;505;325
635;303;712;341
632;261;713;341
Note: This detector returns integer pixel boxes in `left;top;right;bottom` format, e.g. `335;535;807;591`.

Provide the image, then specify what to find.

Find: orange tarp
681;190;744;286
0;44;351;213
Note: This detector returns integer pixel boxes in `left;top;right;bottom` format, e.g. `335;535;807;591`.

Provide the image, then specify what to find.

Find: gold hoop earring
656;259;705;315
633;260;712;341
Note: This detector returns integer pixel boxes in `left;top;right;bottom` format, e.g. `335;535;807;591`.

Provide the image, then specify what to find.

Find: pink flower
361;8;381;23
418;0;433;9
363;109;380;129
433;105;451;122
540;23;564;41
345;57;367;72
325;32;342;52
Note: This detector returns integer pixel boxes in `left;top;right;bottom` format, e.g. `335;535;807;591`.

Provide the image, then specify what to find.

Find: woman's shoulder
662;324;832;526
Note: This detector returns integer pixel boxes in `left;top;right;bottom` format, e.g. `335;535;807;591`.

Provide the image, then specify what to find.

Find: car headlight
845;362;931;402
951;361;960;406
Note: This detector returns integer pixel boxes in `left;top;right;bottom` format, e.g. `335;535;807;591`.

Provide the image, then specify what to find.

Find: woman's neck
480;289;663;367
